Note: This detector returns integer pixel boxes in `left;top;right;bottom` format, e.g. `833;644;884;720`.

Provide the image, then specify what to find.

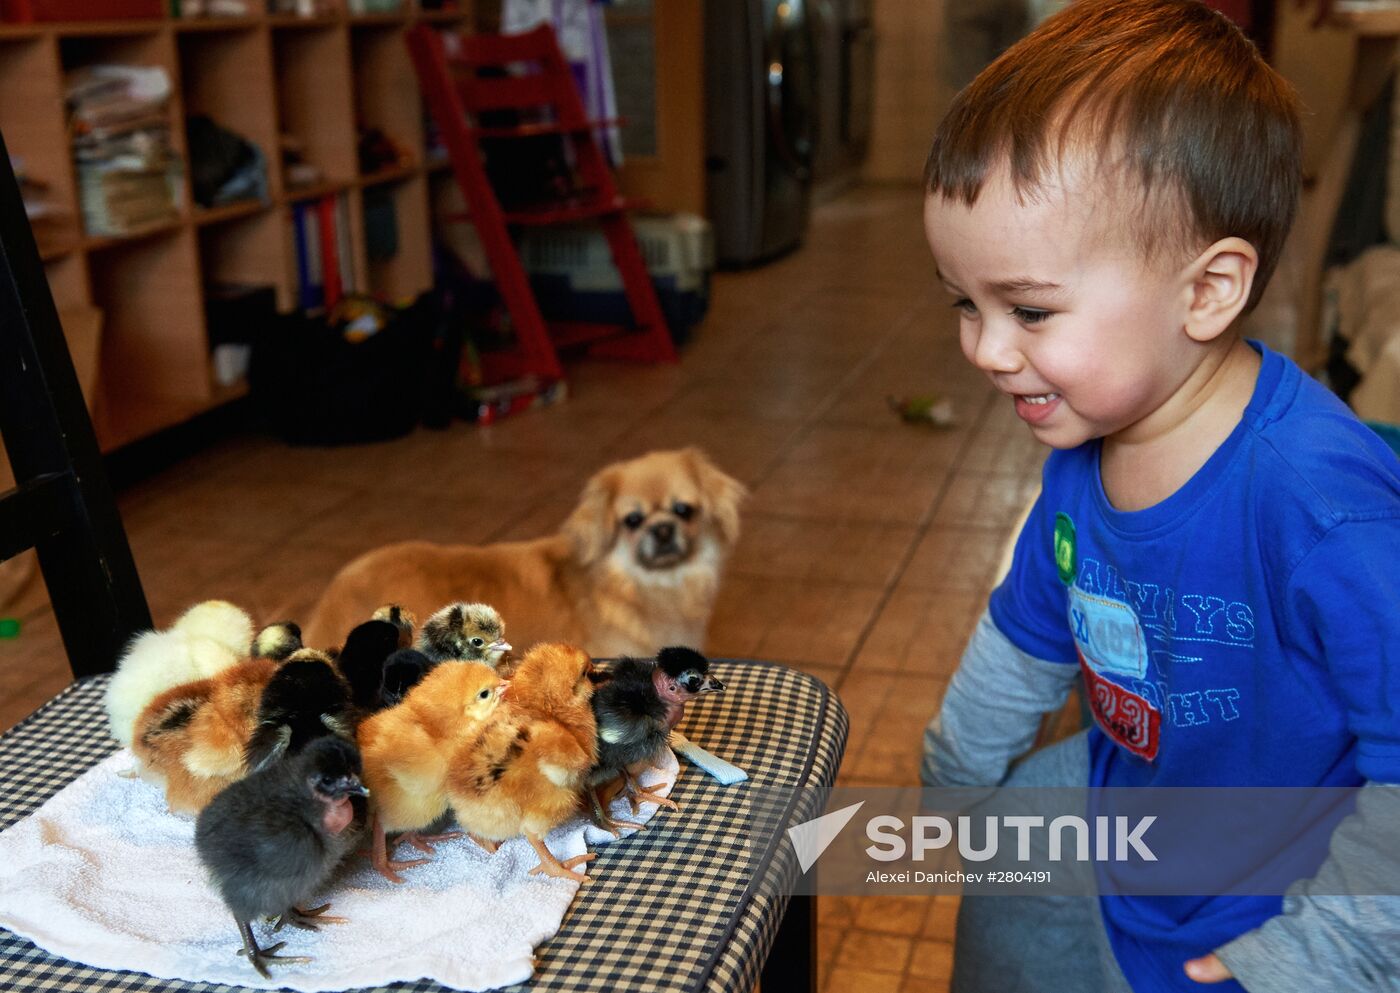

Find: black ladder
0;131;149;679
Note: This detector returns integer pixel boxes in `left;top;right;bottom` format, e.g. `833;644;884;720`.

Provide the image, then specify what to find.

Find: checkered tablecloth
0;659;847;993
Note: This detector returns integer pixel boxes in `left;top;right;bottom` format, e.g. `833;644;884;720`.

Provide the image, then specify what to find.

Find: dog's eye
622;511;645;530
672;501;695;520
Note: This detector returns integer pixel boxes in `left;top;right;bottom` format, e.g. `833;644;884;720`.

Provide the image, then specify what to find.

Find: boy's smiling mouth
1013;392;1063;424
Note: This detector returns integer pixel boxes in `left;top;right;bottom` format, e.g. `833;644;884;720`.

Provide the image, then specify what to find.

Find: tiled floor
0;184;1046;993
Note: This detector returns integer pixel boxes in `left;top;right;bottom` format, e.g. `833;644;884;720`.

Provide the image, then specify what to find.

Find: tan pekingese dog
303;448;747;656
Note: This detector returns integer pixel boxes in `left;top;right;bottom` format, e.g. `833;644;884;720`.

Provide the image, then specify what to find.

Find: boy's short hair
924;0;1301;311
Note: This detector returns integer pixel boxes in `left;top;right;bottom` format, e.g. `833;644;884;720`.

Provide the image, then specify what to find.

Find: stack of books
67;64;183;236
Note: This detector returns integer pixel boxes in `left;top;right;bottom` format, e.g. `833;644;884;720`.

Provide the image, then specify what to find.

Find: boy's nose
969;321;1024;375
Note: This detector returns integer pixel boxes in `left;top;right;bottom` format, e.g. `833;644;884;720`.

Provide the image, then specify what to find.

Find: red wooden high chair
406;23;676;385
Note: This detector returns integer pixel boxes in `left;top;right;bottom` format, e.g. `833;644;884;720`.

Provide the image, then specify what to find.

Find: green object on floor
888;393;956;427
0;618;18;638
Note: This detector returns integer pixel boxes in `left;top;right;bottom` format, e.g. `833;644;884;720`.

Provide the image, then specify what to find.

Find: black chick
377;648;434;709
244;649;356;774
195;736;368;979
335;619;404;711
588;646;724;834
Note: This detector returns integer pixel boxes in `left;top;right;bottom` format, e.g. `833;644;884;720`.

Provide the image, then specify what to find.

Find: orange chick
447;643;599;883
356;661;506;883
132;656;280;815
130;626;310;815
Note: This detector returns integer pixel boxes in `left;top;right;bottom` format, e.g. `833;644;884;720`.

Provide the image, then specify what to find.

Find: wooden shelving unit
0;1;471;454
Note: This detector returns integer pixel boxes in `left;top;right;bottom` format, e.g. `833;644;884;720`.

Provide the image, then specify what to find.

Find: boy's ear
1183;237;1258;344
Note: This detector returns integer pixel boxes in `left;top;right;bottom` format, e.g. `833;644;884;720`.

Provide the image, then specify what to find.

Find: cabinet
0;2;470;456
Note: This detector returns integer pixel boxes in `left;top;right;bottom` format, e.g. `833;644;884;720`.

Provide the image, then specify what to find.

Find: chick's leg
468;832;501;854
524;831;595;884
369;811;429;884
398;829;463;855
235;918;311;979
622;765;680;814
589;781;644;836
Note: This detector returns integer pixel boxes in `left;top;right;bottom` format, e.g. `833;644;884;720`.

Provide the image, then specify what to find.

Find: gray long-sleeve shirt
923;609;1400;992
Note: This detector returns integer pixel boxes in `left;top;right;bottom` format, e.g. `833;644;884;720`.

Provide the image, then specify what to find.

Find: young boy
919;1;1400;991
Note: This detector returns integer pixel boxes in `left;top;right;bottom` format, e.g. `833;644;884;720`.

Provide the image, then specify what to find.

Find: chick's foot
398;829;463;855
589;786;644;837
236;919;312;979
370;813;429;884
273;903;346;932
525;832;596;883
623;769;679;815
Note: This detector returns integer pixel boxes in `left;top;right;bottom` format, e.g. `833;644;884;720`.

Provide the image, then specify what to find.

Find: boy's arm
921;609;1079;788
1212;783;1400;991
1207;517;1400;990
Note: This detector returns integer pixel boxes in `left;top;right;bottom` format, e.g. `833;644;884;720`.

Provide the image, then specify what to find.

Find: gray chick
415;602;511;668
195;736;368;979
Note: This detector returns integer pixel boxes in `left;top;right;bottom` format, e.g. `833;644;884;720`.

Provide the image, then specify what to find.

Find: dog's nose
651;522;675;544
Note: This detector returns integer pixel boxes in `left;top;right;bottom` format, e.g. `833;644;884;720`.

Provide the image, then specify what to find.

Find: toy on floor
888;393;956;427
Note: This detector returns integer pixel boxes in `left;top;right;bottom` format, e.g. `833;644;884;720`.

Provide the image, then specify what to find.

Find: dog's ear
562;465;620;566
684;448;747;547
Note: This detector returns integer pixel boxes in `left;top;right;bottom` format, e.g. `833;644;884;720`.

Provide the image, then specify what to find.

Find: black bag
249;296;436;446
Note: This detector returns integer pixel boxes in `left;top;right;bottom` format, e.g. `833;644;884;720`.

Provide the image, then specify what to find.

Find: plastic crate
518;214;714;342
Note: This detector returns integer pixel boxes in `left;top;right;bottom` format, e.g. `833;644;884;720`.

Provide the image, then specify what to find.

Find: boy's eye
951;297;977;316
1011;306;1052;325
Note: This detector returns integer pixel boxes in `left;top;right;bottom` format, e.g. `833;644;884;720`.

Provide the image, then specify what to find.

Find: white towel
0;747;678;992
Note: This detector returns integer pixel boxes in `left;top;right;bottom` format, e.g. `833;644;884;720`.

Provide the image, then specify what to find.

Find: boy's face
923;164;1203;450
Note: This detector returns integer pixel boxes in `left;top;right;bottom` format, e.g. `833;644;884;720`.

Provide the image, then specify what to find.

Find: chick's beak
495;681;510;699
698;674;725;695
490;639;511;654
335;776;370;798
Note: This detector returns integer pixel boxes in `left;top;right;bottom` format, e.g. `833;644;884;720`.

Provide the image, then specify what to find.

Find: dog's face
563;448;747;574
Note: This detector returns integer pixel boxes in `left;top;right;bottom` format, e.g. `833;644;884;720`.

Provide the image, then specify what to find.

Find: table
0;658;848;993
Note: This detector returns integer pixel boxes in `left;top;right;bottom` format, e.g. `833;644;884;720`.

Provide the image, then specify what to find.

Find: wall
865;0;952;183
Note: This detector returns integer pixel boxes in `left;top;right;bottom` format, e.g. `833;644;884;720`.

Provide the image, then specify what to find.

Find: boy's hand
1184;953;1233;984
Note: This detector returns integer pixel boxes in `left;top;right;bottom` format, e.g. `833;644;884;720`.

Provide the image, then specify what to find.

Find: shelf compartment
61;32;187;237
281;188;365;311
1;35;81;254
350;19;423;179
272;24;357;190
178;26;279;202
362;171;429;302
198;209;285;302
86;227;211;446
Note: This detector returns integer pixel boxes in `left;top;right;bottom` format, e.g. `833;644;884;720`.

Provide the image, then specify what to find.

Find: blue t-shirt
988;342;1400;991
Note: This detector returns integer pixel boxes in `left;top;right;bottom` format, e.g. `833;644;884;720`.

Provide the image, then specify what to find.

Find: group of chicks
103;599;723;979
